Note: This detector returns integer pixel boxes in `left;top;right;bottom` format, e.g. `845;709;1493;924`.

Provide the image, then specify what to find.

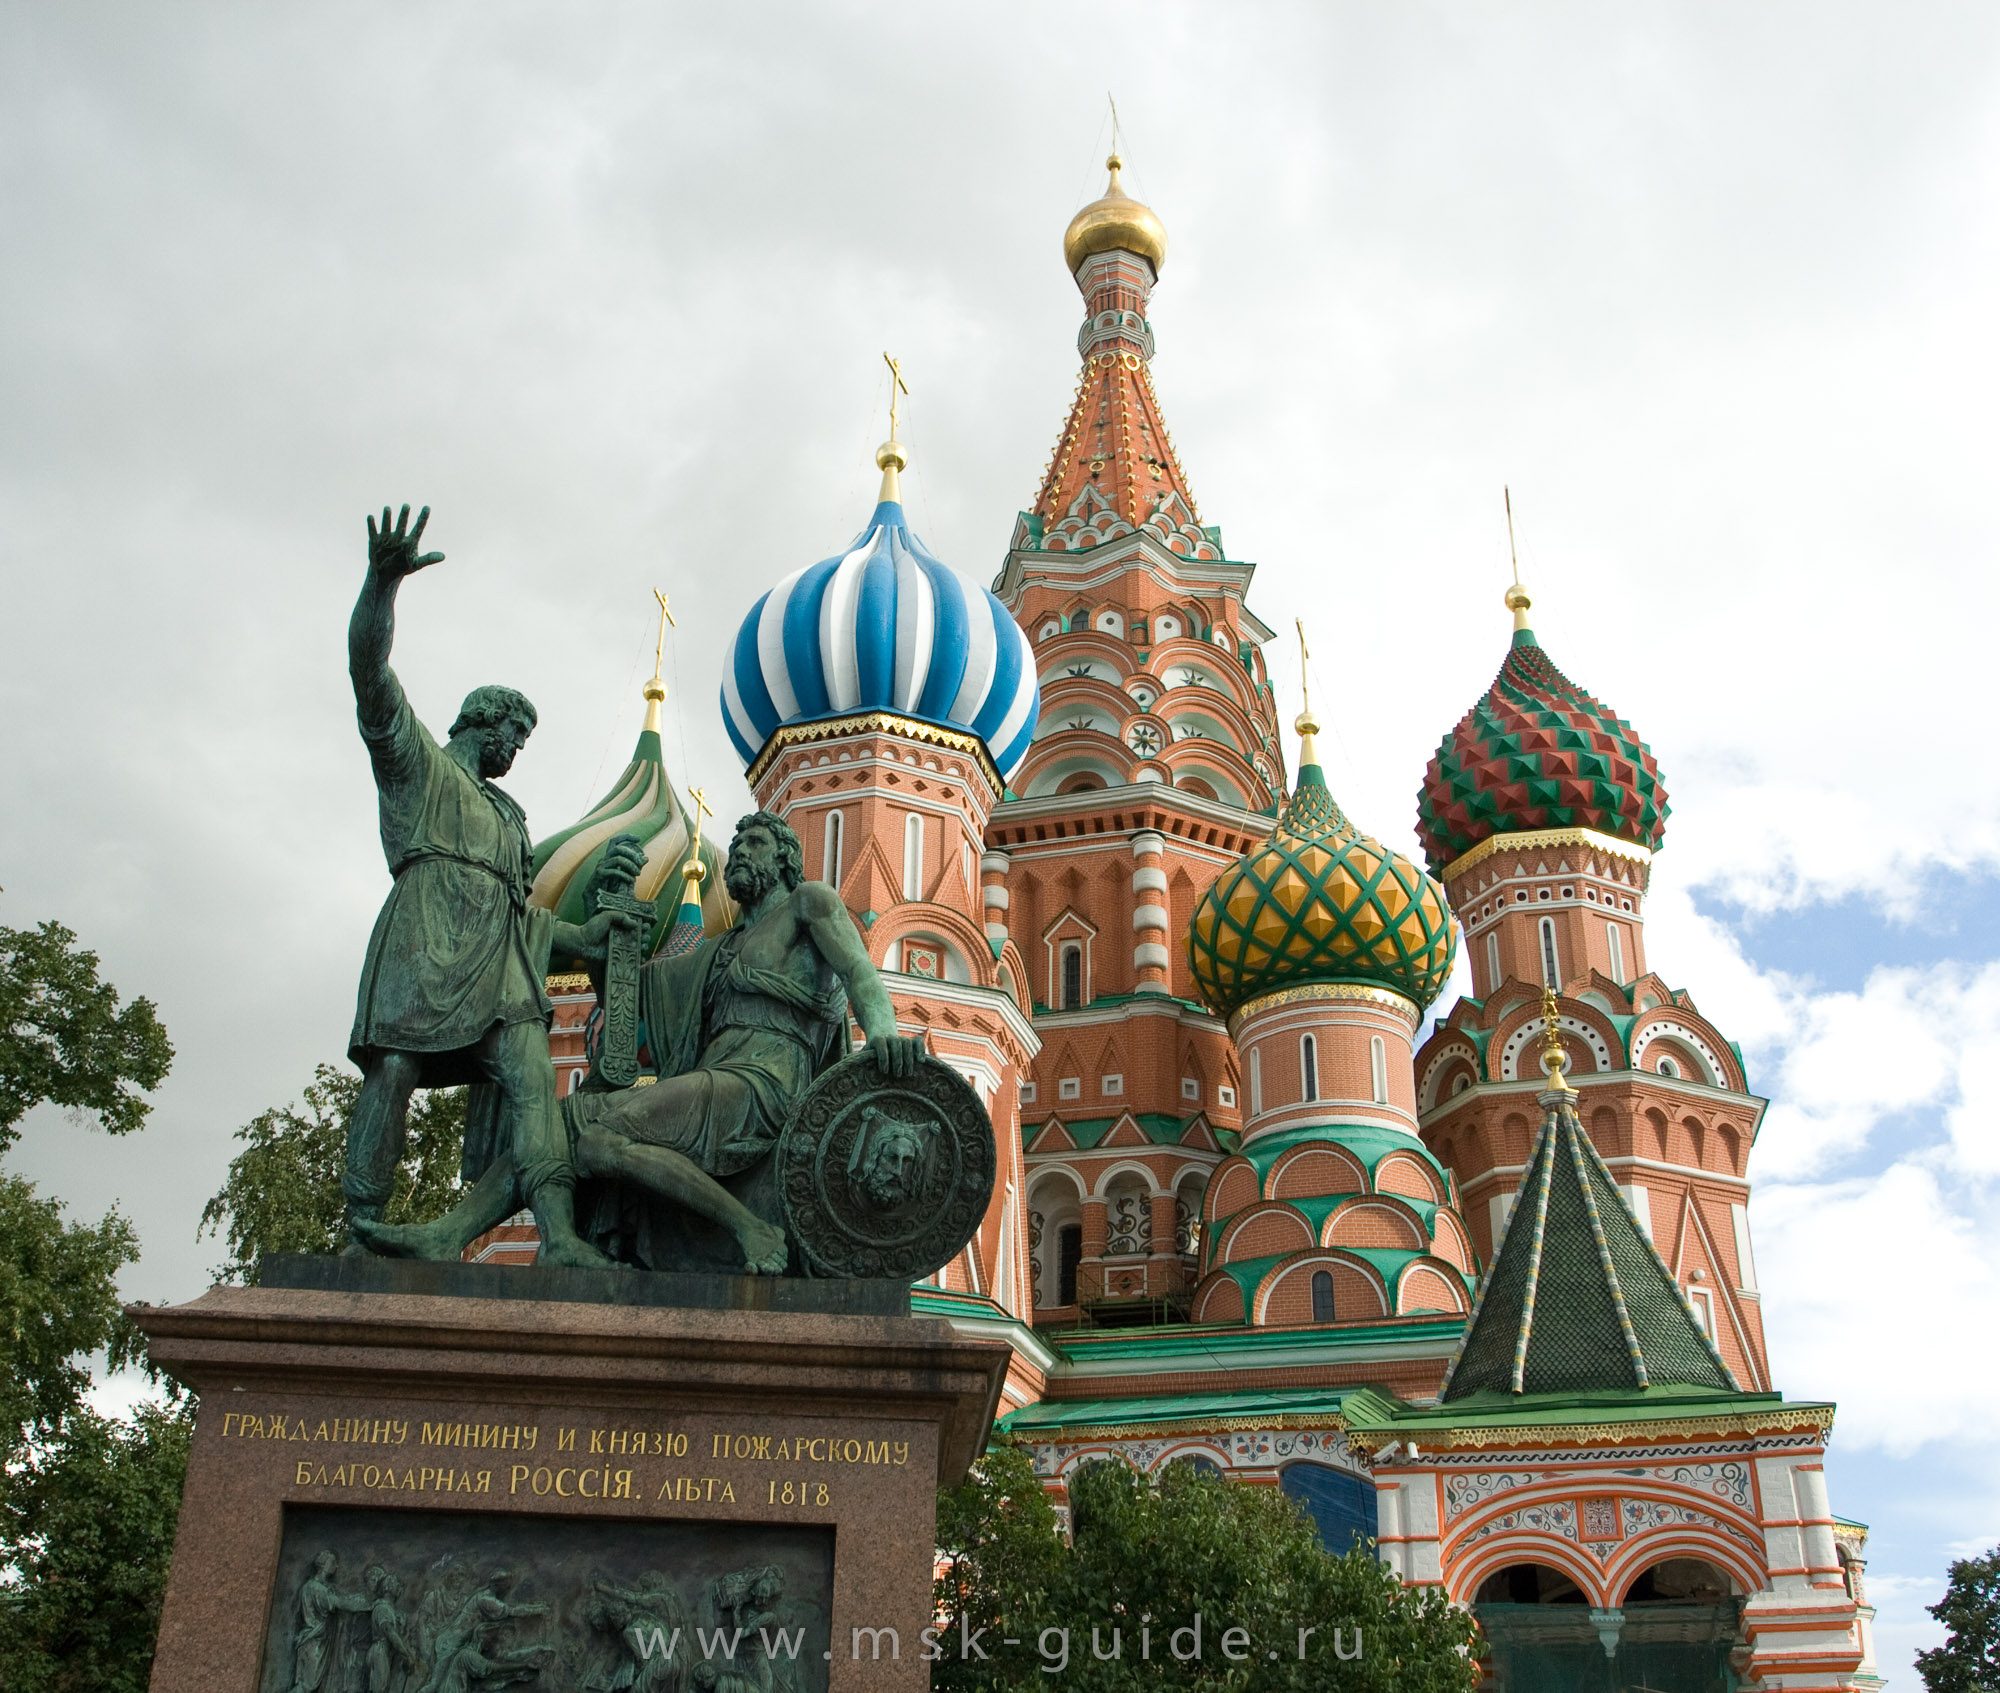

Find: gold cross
679;784;713;881
1295;618;1311;714
650;588;675;686
883;351;909;440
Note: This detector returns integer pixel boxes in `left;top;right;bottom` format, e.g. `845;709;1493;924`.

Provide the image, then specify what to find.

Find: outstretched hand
366;504;444;583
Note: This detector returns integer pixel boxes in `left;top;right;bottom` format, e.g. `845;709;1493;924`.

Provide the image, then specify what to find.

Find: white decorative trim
1633;1018;1728;1087
1499;1014;1612;1081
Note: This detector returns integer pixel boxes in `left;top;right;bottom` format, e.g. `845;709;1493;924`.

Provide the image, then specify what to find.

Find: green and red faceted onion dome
1416;602;1669;877
1189;715;1457;1019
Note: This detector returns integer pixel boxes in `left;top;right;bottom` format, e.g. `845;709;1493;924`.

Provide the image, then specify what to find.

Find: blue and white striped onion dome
721;497;1039;781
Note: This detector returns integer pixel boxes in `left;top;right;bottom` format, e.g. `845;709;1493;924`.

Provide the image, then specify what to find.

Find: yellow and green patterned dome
1188;714;1458;1018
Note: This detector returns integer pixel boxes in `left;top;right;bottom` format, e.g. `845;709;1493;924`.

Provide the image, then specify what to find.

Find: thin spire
1294;618;1320;768
1503;486;1533;634
876;351;910;504
643;588;674;734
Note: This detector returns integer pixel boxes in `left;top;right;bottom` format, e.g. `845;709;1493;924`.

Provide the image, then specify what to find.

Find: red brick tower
990;156;1288;1327
721;412;1043;1320
1411;578;1773;1389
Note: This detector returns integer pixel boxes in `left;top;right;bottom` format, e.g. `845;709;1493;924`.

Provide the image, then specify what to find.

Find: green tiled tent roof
1443;1085;1733;1400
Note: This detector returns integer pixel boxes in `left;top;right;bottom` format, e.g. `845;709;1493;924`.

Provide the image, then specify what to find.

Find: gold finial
875;352;911;503
1540;983;1573;1094
643;589;675;732
679;785;713;888
1503;487;1532;632
1293;618;1320;767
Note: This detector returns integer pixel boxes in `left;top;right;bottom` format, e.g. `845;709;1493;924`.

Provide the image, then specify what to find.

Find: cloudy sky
4;2;1996;1674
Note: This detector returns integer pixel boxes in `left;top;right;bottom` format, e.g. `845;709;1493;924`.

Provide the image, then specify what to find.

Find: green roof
1342;1381;1813;1438
999;1385;1363;1437
1444;1086;1734;1400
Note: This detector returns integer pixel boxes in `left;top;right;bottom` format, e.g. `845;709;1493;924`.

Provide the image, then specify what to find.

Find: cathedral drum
777;1053;996;1280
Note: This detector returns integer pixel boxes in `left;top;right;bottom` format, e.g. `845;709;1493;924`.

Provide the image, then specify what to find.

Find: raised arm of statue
349;503;445;741
799;881;921;1078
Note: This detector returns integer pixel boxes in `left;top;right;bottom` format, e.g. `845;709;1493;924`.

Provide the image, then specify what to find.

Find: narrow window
1056;1224;1082;1306
1606;921;1625;984
1485;932;1501;996
1310;1269;1335;1323
902;813;924;901
1539;917;1560;987
1370;1035;1388;1105
962;837;974;894
1688;1286;1715;1339
823;809;844;889
1301;1034;1319;1103
1249;1047;1263;1117
1060;944;1083;1010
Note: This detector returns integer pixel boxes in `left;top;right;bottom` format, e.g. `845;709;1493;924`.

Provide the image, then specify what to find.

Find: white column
1131;830;1170;992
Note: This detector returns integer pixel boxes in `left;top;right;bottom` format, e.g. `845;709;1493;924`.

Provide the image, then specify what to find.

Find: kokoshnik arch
486;153;1881;1691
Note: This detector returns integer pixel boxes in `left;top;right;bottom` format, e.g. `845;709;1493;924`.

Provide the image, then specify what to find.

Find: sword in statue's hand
590;834;655;1090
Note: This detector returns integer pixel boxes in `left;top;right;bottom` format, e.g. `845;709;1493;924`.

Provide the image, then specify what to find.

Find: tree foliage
1918;1545;2000;1692
935;1445;1482;1690
0;1174;145;1474
0;912;181;1692
0;1399;194;1693
198;1062;467;1280
0;920;173;1151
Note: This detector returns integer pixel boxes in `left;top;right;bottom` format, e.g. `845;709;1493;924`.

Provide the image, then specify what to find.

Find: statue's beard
478;731;519;777
725;858;779;905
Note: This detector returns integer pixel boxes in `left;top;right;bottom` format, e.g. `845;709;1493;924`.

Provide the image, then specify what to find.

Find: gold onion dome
1062;152;1169;276
1189;716;1458;1020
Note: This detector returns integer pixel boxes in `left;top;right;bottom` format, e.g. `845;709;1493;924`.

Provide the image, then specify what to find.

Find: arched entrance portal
1473;1557;1741;1692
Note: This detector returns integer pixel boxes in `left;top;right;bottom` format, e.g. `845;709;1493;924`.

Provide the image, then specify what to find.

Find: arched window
1485;932;1501;996
1249;1046;1263;1117
1300;1034;1319;1103
1606;921;1625;984
962;838;974;894
1539;917;1560;987
902;813;924;901
1370;1036;1388;1105
1060;944;1083;1010
1311;1269;1335;1323
823;809;844;890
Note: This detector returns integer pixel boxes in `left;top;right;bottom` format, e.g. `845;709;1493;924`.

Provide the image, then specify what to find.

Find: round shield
777;1053;997;1281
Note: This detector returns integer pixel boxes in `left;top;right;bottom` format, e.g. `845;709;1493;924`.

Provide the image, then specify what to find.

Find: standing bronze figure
344;505;637;1267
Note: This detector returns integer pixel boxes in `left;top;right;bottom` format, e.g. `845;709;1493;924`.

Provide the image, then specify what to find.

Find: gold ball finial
681;856;706;887
875;438;908;472
1293;707;1321;769
1540;983;1573;1094
1506;581;1533;633
642;678;666;703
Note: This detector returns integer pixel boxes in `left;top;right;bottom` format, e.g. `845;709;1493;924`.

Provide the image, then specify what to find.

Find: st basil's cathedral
503;156;1883;1690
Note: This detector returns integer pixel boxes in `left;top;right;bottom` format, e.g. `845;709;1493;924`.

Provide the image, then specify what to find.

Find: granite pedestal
135;1261;1009;1692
